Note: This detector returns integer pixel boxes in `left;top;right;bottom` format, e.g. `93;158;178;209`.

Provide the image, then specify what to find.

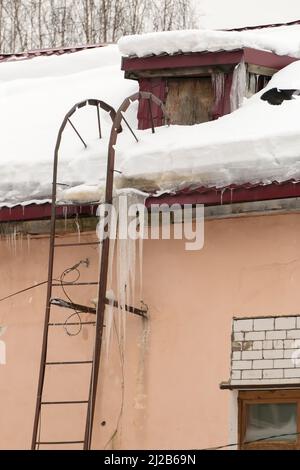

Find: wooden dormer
121;48;296;129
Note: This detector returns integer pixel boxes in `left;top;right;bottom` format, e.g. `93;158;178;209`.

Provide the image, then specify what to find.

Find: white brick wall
287;330;300;339
242;370;262;379
266;331;286;340
234;319;253;332
275;317;296;330
242;351;262;360
231;315;300;386
263;350;283;359
254;318;274;331
263;369;284;379
245;331;265;341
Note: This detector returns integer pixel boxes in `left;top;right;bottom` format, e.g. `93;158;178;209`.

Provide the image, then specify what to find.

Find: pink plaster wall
1;212;300;449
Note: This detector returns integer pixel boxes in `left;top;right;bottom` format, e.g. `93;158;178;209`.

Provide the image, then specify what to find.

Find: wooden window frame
238;390;300;450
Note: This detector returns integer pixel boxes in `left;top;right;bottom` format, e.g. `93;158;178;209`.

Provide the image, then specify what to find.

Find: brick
231;379;257;385
287;330;300;339
253;359;273;369
284;369;300;378
260;378;286;384
263;349;284;359
275;317;296;330
263;369;284;379
242;370;262;380
254;318;274;331
274;359;295;368
234;319;253;332
231;370;241;380
232;351;241;360
232;360;252;370
233;332;244;341
273;340;284;349
284;340;298;349
245;331;265;341
232;341;242;351
284;349;298;359
272;378;300;384
266;331;286;340
242;350;262;360
262;340;272;350
242;341;253;351
253;341;263;350
297;318;300;329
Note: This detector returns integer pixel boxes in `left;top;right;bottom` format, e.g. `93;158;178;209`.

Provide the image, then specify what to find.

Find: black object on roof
261;87;300;105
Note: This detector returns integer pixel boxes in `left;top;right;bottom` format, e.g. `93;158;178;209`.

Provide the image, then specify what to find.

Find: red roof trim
122;49;244;71
0;203;97;223
1;181;300;222
243;47;296;69
0;44;106;63
145;181;300;208
122;48;297;73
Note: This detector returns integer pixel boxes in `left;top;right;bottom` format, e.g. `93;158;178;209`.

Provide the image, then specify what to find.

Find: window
239;390;300;450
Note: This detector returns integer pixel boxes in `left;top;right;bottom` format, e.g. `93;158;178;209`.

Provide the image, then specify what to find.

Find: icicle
27;234;31;253
74;214;81;242
230;61;247;112
220;188;226;205
97;189;148;358
104;208;117;358
115;190;148;349
247;73;258;98
12;226;17;255
211;73;225;119
212;73;225;105
63;206;68;231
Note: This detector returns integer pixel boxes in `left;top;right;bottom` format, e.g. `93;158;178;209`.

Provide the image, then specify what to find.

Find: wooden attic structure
122;47;297;127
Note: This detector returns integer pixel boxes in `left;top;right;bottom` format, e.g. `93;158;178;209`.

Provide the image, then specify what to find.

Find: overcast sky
196;0;300;29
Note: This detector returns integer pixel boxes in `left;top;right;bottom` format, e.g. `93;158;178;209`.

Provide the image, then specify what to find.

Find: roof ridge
225;18;300;32
0;43;109;63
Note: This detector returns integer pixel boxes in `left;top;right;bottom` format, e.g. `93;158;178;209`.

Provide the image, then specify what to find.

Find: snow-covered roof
0;45;137;207
118;25;300;59
61;61;300;204
1;35;300;209
114;61;300;193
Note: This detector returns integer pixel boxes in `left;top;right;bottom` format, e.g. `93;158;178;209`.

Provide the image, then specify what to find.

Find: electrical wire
59;262;83;337
0;259;90;338
0;280;49;303
57;258;90;336
200;431;300;450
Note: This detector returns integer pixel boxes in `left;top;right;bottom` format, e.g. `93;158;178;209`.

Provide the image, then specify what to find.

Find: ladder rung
41;400;89;405
46;360;93;365
54;242;100;247
52;282;98;286
48;322;96;326
36;440;84;445
55;201;99;207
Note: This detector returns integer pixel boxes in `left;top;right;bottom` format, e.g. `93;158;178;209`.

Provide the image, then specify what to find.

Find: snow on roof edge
118;25;300;59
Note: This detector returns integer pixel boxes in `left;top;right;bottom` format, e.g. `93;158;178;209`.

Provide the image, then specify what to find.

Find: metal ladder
31;93;167;450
